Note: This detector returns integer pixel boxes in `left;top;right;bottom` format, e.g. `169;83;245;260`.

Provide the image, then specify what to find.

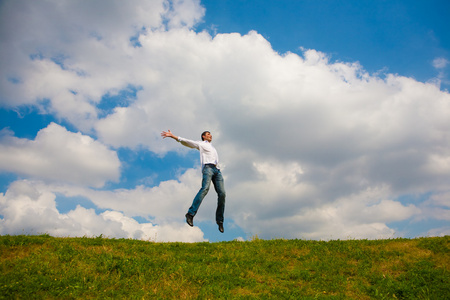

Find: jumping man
161;130;226;233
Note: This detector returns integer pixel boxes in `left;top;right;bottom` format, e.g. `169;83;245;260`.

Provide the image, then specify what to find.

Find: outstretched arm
161;130;199;149
161;130;179;141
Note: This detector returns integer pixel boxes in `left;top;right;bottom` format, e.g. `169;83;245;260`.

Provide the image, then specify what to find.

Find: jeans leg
188;167;213;216
212;169;226;224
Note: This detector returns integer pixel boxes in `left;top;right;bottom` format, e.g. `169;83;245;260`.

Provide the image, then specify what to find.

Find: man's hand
161;130;178;140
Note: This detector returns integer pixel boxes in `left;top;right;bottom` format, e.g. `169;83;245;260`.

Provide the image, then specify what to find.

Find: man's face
203;132;212;142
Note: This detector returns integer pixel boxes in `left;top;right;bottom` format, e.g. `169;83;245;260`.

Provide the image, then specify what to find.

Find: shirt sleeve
177;137;200;150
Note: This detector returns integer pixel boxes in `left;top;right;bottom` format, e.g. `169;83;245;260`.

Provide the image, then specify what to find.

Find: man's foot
185;213;194;227
218;223;224;233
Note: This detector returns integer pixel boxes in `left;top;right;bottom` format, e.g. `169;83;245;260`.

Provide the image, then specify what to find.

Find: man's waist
203;163;219;169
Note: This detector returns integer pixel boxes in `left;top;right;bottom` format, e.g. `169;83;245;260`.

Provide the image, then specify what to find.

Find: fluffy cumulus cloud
0;0;449;241
0;180;205;242
48;168;201;223
0;123;120;187
0;0;205;130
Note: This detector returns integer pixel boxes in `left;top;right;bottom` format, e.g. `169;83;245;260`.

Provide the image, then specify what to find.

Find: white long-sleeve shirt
177;137;220;169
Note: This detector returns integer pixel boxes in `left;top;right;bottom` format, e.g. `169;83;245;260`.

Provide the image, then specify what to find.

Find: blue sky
199;0;449;86
0;0;449;242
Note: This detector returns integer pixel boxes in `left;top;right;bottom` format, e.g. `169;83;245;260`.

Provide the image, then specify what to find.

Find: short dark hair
201;131;210;141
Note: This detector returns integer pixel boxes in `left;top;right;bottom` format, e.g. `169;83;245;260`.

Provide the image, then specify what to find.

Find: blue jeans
188;164;226;224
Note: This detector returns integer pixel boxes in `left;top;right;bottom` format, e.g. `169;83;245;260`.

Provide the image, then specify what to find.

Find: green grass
1;235;448;299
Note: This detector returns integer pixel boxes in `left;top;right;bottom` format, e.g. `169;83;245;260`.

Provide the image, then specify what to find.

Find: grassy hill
0;235;448;299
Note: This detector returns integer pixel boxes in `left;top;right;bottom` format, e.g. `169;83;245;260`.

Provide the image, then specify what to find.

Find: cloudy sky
1;0;449;242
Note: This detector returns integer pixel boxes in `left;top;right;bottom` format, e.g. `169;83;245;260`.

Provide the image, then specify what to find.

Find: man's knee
200;186;210;195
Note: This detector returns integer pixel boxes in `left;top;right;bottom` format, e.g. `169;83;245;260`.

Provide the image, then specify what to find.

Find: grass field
0;235;448;299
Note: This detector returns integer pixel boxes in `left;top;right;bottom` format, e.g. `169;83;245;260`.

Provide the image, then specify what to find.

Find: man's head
201;131;212;142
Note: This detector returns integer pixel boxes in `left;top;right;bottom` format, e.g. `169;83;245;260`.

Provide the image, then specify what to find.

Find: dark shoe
185;213;194;227
218;223;224;233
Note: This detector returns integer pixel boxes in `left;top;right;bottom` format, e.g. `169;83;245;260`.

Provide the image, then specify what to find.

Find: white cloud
0;0;205;129
426;227;450;237
227;163;422;240
165;0;205;29
48;168;201;223
433;57;449;69
0;180;206;242
431;57;449;89
429;192;450;208
0;123;120;188
0;0;449;241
